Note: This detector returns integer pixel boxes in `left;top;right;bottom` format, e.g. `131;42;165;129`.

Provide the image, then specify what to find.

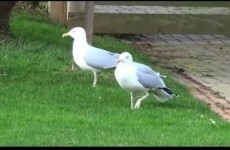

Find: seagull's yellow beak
62;33;69;38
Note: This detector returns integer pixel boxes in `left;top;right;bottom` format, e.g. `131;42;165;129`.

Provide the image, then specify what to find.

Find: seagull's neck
74;37;88;44
73;39;90;50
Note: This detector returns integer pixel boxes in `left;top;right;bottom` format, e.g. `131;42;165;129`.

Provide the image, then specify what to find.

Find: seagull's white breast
115;63;147;92
72;49;88;70
72;42;97;71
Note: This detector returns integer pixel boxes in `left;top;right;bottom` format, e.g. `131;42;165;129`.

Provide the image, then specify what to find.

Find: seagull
62;27;119;87
115;52;177;109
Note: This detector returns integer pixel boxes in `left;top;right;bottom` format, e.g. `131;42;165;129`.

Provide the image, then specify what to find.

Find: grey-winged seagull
62;27;119;87
115;52;177;109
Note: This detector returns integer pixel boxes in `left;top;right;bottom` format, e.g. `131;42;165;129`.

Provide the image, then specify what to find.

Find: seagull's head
117;52;133;64
62;27;87;41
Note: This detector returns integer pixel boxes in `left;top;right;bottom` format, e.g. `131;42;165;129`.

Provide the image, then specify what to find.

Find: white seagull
62;27;119;87
115;52;177;109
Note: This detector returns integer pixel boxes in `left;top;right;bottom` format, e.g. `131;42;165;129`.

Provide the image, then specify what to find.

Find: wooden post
48;1;67;24
84;1;95;45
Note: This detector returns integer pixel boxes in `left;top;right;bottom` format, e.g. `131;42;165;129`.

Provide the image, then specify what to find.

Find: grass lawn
0;10;229;146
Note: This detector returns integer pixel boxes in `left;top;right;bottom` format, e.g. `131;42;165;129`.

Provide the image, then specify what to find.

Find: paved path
121;34;230;102
119;33;230;121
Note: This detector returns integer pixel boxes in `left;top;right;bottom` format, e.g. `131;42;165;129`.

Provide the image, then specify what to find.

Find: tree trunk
0;1;17;35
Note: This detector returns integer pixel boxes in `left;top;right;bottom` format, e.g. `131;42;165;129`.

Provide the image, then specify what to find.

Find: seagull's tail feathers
150;87;178;102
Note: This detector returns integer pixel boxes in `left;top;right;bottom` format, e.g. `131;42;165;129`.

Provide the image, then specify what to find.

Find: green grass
0;10;229;146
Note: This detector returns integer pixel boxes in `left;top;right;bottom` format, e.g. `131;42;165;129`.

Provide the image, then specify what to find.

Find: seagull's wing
134;62;176;102
134;62;157;75
134;62;166;78
84;46;118;70
108;52;120;59
136;68;166;89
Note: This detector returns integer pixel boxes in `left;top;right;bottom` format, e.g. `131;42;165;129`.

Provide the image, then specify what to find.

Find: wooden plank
67;1;85;20
96;1;230;7
43;1;230;7
94;6;230;15
68;13;230;34
48;1;230;34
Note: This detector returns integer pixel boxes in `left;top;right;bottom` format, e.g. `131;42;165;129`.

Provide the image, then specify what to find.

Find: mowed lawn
0;10;230;146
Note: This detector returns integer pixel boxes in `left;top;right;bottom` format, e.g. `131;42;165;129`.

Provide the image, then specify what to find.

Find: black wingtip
162;87;174;95
161;87;179;97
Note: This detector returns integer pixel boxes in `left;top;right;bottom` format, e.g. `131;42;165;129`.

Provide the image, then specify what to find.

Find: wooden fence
47;1;230;35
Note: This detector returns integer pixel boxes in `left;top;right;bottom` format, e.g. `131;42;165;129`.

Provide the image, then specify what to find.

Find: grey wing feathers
134;62;165;78
134;62;175;102
136;71;166;89
108;52;120;59
134;62;166;88
134;62;155;75
84;47;117;70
